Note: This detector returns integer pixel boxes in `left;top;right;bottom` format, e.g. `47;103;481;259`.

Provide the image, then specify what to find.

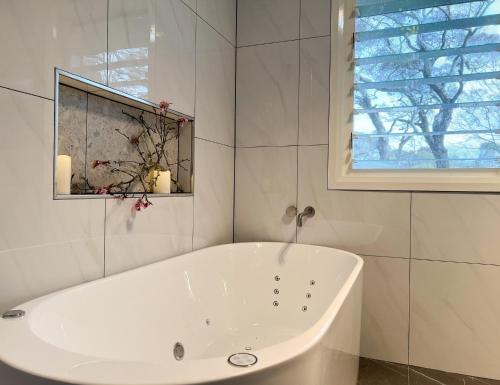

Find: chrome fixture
2;310;25;319
228;353;258;367
173;342;185;361
285;205;298;218
297;206;315;227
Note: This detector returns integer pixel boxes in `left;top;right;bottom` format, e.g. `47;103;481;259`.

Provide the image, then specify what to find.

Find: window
328;0;500;191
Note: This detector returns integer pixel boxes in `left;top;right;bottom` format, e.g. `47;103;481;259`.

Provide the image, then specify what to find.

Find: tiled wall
234;0;500;382
0;0;235;313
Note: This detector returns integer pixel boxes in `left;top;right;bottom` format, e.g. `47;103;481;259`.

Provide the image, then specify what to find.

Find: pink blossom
177;117;188;127
130;136;140;145
92;160;110;169
95;185;112;195
159;100;171;113
134;198;151;211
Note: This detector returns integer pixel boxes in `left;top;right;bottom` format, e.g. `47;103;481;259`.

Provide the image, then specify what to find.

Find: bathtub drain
228;353;258;367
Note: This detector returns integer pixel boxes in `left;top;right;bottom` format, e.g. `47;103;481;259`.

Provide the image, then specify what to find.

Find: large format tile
193;139;234;249
236;41;299;147
108;0;196;115
358;358;408;385
105;197;193;275
195;18;235;146
299;36;330;145
410;260;500;380
297;146;411;258
412;193;500;265
237;0;300;46
410;365;500;385
300;0;331;38
361;256;409;364
197;0;236;45
0;0;107;99
0;89;104;312
181;0;196;11
234;147;297;243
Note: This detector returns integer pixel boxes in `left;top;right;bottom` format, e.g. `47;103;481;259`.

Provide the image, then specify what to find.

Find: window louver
352;0;500;169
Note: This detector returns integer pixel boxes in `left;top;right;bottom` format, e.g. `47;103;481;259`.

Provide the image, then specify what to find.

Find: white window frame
328;0;500;192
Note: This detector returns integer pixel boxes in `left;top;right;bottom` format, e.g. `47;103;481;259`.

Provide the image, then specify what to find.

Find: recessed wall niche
54;69;193;198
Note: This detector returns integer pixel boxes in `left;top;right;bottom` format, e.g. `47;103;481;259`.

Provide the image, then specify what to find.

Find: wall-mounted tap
297;206;315;227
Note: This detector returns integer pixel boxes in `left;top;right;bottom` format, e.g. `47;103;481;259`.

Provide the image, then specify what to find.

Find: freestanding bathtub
0;243;363;385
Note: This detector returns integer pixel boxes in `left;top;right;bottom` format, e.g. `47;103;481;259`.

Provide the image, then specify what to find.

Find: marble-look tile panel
105;196;193;275
300;0;332;38
297;146;411;258
410;260;500;380
108;0;196;115
236;41;299;147
234;146;297;243
193;139;234;249
237;0;300;46
358;358;408;385
0;0;107;99
0;88;105;312
410;365;500;385
195;18;235;146
299;36;330;145
58;85;88;192
361;256;409;364
197;0;236;45
412;193;500;265
410;366;500;385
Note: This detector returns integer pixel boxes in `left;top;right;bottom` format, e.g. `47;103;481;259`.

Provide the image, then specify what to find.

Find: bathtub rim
0;242;364;385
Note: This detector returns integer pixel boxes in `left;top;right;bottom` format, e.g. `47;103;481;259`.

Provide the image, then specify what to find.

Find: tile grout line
195;136;234;148
181;0;236;48
408;192;413;383
233;0;238;243
0;85;53;101
296;0;302;244
238;34;331;49
106;0;109;87
103;199;107;277
103;0;110;278
192;11;199;252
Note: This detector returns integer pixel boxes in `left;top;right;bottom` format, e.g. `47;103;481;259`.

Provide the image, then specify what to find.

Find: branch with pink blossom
77;100;191;211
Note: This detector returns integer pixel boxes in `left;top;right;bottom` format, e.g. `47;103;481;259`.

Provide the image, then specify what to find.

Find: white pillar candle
56;155;72;195
152;170;171;194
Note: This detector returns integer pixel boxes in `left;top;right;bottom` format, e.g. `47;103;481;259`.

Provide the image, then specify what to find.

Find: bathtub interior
27;243;359;365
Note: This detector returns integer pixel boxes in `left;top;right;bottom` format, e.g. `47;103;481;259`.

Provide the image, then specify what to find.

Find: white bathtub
0;243;363;385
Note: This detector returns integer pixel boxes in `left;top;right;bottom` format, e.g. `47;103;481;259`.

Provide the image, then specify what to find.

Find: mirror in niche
55;70;193;199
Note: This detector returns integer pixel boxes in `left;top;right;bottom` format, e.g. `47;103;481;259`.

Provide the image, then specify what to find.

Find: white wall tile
410;260;500;380
197;0;236;45
0;0;107;99
361;256;409;364
300;0;331;38
108;0;196;115
299;36;330;145
181;0;196;11
105;197;193;275
0;88;104;312
412;193;500;265
234;147;297;242
297;146;411;258
236;41;299;147
237;0;300;46
195;18;235;146
193;139;234;249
